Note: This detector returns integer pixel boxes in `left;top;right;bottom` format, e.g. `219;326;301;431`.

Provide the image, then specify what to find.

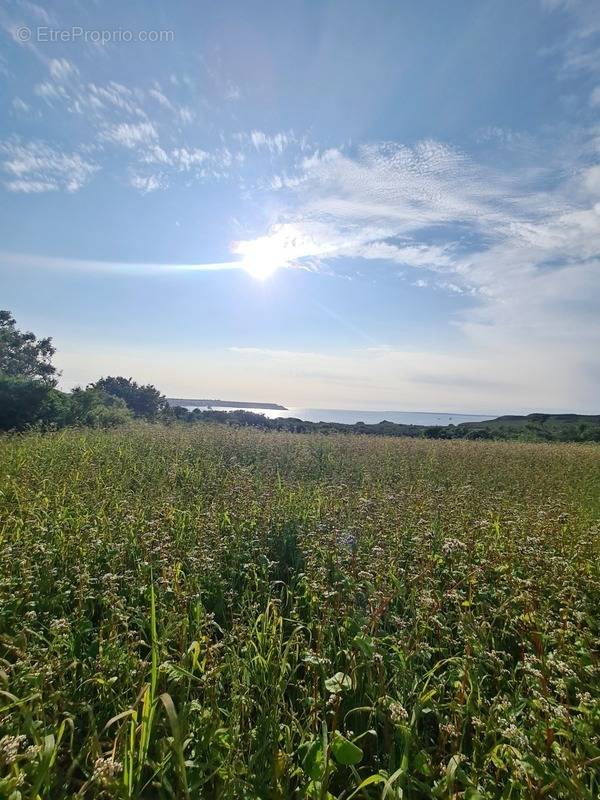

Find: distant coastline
167;398;287;410
176;409;600;443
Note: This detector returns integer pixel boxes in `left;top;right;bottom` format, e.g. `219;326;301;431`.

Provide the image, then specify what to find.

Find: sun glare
233;237;288;280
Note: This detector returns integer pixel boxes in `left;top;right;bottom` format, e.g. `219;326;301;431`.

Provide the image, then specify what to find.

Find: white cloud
296;140;532;235
0;138;98;192
225;83;241;101
1;37;248;191
129;173;163;193
171;147;209;170
84;82;147;118
14;62;231;187
351;241;454;269
178;107;195;124
148;87;174;110
239;130;295;155
12;97;29;113
234;138;542;274
147;85;195;122
34;82;69;103
134;145;231;186
140;145;171;165
4;179;57;193
48;58;78;82
582;163;600;194
543;0;600;78
248;137;599;285
232;132;600;408
99;121;158;148
29;74;148;120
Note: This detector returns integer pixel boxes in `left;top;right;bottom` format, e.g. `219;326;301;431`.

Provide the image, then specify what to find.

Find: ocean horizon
183;406;497;427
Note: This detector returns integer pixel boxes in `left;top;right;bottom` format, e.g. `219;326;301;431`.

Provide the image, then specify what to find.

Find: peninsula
166;398;287;410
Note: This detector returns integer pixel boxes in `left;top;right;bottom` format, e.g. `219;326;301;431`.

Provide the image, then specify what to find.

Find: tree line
0;311;167;430
1;310;599;441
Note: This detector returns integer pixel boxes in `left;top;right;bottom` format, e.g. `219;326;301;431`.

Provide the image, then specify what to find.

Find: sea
183;406;496;427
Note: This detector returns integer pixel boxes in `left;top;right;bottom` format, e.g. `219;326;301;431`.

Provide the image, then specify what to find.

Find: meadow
0;425;598;799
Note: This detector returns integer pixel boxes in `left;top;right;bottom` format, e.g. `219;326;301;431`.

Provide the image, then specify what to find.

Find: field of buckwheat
0;424;599;799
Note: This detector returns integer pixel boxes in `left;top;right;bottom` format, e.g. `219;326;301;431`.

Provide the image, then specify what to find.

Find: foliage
0;380;133;432
90;376;167;420
0;309;57;384
0;425;598;798
69;386;134;428
169;406;600;443
170;404;191;421
0;375;70;430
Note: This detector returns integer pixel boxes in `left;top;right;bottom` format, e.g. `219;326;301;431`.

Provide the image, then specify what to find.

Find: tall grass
0;424;598;798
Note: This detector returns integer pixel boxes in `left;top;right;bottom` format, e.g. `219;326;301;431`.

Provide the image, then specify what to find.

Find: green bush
0;375;70;431
68;386;133;428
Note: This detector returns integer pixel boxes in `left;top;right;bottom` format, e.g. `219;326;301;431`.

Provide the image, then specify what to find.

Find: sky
0;0;599;414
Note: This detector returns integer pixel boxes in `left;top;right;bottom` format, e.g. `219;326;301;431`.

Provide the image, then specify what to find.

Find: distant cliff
167;398;287;410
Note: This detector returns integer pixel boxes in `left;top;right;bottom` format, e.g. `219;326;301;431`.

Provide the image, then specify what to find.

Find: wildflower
338;531;358;552
550;658;576;678
92;755;123;783
501;723;528;749
441;538;466;557
523;655;544;680
553;704;569;721
25;743;41;760
389;701;409;723
439;722;459;738
0;734;27;765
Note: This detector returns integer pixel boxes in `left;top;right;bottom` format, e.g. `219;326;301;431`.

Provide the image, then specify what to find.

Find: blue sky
0;0;599;412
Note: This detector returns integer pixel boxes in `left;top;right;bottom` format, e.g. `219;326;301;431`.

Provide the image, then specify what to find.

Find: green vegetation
1;310;598;443
177;409;600;443
456;415;600;444
0;425;599;798
0;311;167;432
0;310;57;385
91;377;168;421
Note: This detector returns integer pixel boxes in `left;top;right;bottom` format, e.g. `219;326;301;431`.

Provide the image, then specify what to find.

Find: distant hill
167;398;287;410
452;413;600;442
458;413;600;429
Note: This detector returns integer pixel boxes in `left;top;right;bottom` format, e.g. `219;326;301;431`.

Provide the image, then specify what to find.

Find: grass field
0;425;599;799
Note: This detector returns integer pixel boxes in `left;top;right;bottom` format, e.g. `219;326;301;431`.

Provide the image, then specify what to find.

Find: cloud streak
0;138;98;192
0;251;248;275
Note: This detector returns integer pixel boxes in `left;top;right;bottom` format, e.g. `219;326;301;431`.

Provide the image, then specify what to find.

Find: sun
231;223;325;279
233;236;288;280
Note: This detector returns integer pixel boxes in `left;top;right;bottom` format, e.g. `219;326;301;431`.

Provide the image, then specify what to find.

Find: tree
90;376;167;420
69;386;133;428
0;375;70;431
0;310;57;385
171;405;190;421
423;426;449;439
464;428;492;440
